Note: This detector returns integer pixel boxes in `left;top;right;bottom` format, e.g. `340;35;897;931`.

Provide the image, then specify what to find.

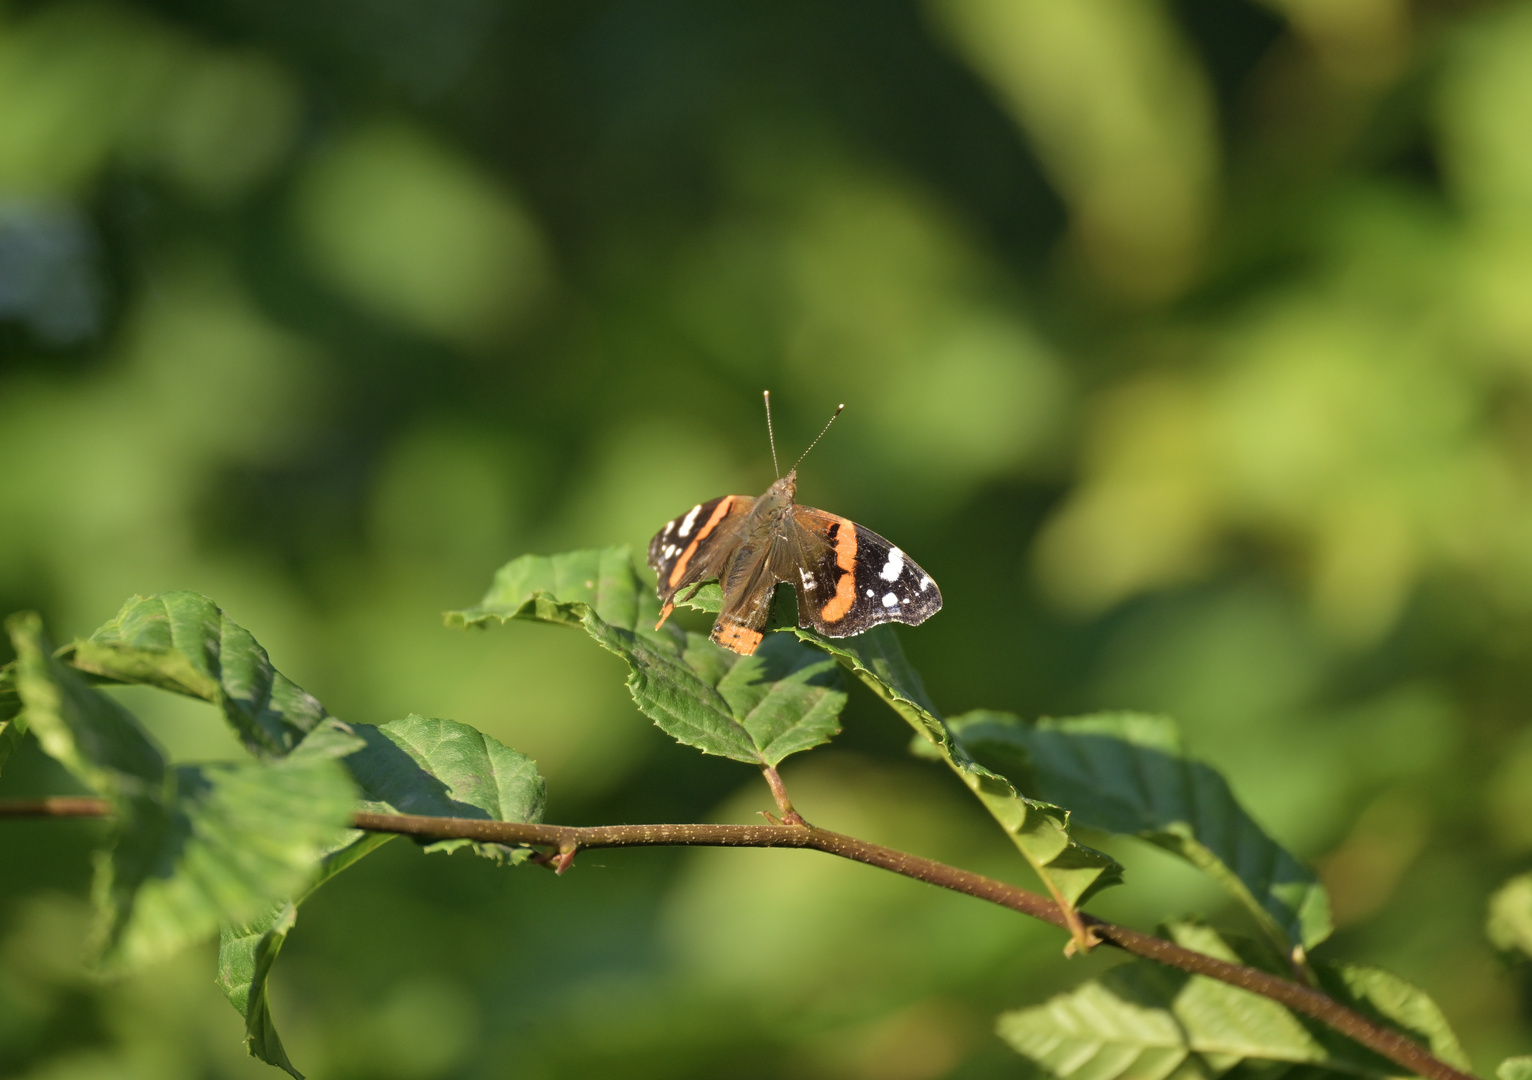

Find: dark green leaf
218;834;393;1080
0;660;19;723
448;548;845;767
219;715;546;1077
950;710;1332;953
1488;872;1532;962
221;902;302;1078
67;591;328;757
346;713;546;861
0;661;26;776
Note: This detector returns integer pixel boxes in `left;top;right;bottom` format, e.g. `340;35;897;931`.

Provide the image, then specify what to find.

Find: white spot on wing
678;504;702;537
881;592;898;608
865;589;874;597
879;547;904;582
662;520;674;537
919;575;932;592
799;569;816;591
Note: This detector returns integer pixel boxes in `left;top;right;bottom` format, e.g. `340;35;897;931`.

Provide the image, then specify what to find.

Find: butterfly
648;393;942;656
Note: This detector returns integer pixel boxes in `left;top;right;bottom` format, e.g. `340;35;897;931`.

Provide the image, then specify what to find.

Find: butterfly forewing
787;506;942;637
648;494;752;605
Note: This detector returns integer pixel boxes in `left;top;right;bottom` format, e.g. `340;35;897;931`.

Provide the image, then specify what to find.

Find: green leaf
219;715;547;1077
672;582;1120;907
0;661;27;776
218;834;393;1080
1312;961;1472;1074
447;548;845;767
781;627;1120;910
999;922;1468;1079
454;548;1115;908
999;922;1328;1080
346;713;547;861
67;591;329;758
949;710;1332;953
7;611;166;797
1488;872;1532;962
1499;1057;1532;1080
100;748;358;973
9;610;358;973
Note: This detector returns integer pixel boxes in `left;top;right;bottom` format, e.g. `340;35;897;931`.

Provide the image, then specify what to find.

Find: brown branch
0;797;1473;1080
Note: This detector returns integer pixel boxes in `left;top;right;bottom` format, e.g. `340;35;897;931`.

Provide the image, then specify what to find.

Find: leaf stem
0;797;1473;1080
759;764;807;826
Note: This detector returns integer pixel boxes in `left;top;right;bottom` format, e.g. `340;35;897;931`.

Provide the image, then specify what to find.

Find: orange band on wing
816;518;858;623
712;620;764;655
668;497;736;588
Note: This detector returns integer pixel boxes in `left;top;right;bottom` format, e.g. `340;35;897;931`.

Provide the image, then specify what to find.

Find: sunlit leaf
950;710;1331;952
1488;873;1532;962
1313;961;1472;1074
219;715;546;1078
676;580;1122;909
999;922;1326;1079
7;611;165;797
448;547;845;767
999;921;1467;1079
101;746;357;973
1500;1056;1532;1080
67;591;329;758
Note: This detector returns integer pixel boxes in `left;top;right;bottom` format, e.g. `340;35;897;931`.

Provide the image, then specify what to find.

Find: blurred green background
2;0;1531;1076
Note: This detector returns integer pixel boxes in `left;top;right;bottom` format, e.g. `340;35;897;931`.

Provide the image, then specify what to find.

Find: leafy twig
0;797;1475;1080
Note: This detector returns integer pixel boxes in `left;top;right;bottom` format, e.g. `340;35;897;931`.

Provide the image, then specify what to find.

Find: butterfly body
649;467;942;655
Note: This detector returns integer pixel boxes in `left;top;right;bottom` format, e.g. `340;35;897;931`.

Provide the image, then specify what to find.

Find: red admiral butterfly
649;393;943;656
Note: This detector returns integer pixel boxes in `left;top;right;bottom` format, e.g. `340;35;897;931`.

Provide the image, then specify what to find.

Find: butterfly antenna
790;403;844;474
763;390;780;478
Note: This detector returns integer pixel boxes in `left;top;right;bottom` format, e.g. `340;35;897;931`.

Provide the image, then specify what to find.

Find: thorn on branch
1290;943;1316;985
1061;920;1103;958
760;764;809;828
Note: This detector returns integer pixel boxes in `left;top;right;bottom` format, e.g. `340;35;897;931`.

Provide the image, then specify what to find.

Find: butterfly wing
648;495;753;623
785;506;942;638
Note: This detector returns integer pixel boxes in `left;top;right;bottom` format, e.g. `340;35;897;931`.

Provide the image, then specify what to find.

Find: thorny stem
0;797;1474;1080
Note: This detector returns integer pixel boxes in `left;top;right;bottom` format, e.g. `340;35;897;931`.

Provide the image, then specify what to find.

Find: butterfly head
766;470;798;499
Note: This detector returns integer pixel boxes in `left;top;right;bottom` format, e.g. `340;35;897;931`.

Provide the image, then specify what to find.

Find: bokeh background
2;0;1531;1076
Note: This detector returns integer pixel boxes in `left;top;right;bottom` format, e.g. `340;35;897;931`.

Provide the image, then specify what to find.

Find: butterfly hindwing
787;506;942;638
